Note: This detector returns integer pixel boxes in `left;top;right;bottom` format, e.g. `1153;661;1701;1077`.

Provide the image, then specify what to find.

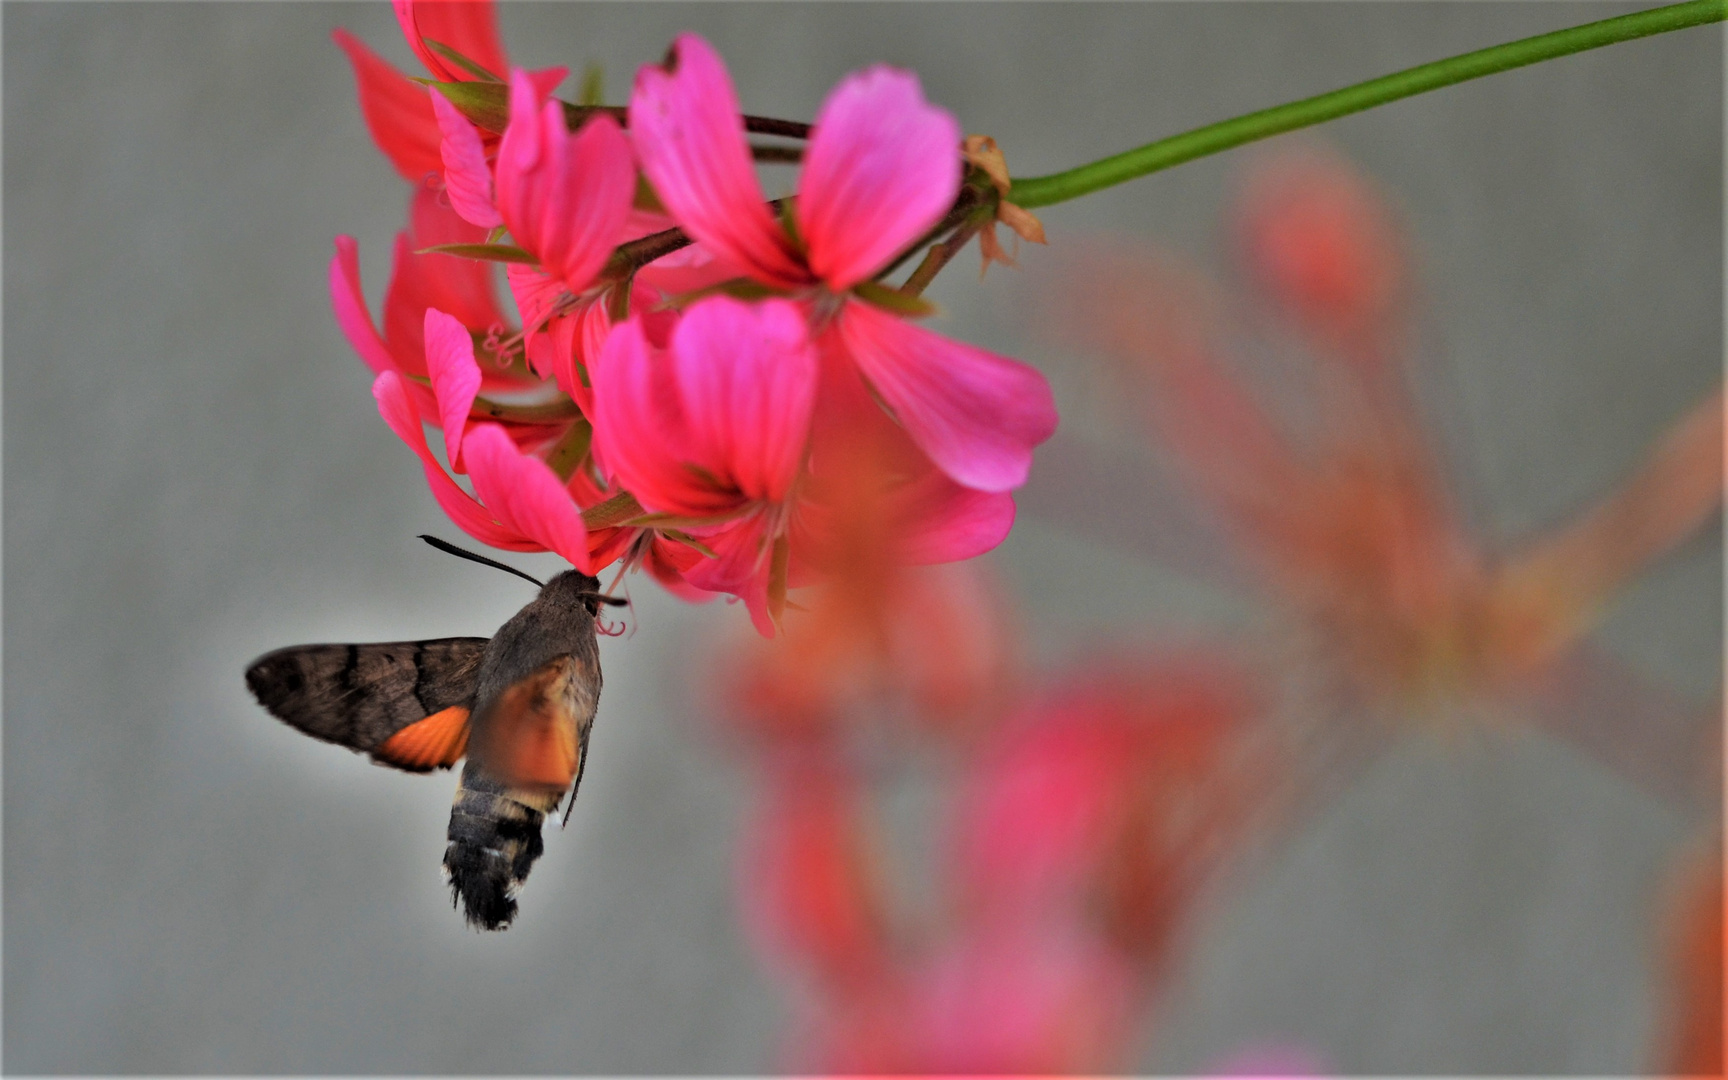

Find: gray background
5;3;1720;1073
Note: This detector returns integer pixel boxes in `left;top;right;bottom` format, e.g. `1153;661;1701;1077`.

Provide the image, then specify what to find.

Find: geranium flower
373;366;590;569
333;0;564;183
330;184;545;431
629;33;1058;493
591;296;817;634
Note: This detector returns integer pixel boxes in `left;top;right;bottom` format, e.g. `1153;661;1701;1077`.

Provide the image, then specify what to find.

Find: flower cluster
331;1;1057;633
722;560;1282;1073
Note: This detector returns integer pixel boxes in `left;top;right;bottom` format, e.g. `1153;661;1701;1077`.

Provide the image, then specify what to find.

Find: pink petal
392;0;507;82
569;297;612;414
799;66;960;289
527;67;570;99
589;317;715;514
912;925;1136;1073
628;34;806;288
670;297;816;504
332;29;442;182
680;517;777;636
738;771;885;988
461;422;592;571
382;187;525;393
642;537;715;601
497;70;636;294
400;183;505;329
837;302;1058;492
372;372;538;551
423;308;483;470
330;237;396;376
892;476;1017;564
430;91;502;228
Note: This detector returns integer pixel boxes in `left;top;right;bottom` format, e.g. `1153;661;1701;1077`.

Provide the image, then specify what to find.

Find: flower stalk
1007;0;1727;209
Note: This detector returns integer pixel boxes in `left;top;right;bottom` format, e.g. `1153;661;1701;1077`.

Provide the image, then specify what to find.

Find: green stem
1009;0;1725;209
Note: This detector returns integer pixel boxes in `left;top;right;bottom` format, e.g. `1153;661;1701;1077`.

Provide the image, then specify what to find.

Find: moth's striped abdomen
443;762;562;930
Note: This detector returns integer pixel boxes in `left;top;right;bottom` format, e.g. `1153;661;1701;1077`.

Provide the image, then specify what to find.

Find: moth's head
541;569;627;616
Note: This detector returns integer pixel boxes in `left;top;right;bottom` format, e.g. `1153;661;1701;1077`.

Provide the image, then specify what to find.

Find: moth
245;536;624;930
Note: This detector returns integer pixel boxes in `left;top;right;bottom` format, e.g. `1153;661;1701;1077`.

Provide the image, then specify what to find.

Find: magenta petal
332;29;442;182
895;479;1017;564
330;237;396;376
670;296;816;504
799;67;961;289
461;422;592;571
527;66;569;99
423;307;483;470
392;0;508;82
628;34;806;288
838;302;1058;492
497;70;635;294
372;372;538;551
589;317;710;514
431;91;502;229
680;518;777;636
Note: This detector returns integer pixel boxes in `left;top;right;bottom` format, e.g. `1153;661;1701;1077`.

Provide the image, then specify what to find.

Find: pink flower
392;0;507;84
592;296;817;633
738;763;889;997
333;0;564;183
903;923;1137;1074
493;71;635;294
629;34;1058;493
372;310;591;570
951;660;1263;961
330;184;536;422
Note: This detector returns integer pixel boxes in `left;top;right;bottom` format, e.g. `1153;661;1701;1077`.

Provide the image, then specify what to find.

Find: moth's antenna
419;534;544;588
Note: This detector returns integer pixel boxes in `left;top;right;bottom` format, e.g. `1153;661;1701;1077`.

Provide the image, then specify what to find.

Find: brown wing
244;638;488;772
470;653;599;793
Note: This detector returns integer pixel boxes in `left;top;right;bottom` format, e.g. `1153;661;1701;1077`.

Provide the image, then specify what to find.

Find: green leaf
423;38;503;82
417;243;538;265
430;81;509;133
853;280;937;318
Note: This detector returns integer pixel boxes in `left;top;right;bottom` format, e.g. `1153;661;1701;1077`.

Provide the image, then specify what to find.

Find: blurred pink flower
1067;149;1723;716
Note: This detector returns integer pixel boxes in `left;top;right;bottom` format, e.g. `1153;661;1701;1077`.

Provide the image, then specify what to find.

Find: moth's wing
245;638;488;772
470;653;599;794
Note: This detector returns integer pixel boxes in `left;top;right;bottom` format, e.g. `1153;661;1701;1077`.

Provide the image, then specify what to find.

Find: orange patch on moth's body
374;705;471;771
478;657;587;792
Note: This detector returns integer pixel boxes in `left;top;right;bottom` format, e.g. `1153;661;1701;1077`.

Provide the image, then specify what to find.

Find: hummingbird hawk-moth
245;537;624;930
